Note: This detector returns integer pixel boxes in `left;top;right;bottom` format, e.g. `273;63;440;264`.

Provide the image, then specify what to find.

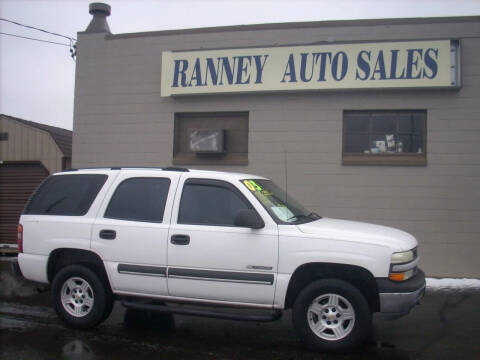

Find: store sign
161;40;459;96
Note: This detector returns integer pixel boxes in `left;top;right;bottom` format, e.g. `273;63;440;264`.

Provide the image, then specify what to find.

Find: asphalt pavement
1;258;479;360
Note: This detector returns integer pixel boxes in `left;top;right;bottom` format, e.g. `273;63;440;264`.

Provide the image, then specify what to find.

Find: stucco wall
0;116;64;173
72;18;480;277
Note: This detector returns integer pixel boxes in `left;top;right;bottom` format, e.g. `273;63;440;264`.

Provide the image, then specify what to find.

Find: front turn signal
389;272;405;281
389;269;415;282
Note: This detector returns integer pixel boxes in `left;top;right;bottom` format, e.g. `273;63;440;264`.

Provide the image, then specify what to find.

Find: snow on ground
426;278;480;290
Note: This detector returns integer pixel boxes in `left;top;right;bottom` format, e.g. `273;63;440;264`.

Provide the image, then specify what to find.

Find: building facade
73;4;480;277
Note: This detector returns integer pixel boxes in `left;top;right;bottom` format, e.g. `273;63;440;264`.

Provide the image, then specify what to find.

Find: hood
297;217;417;251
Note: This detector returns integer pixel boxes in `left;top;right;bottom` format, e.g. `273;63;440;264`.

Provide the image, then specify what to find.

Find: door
0;162;49;245
167;177;279;305
91;171;180;295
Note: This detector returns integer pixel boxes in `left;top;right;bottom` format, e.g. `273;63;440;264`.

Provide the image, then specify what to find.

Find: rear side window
24;174;107;216
178;180;250;226
104;177;170;223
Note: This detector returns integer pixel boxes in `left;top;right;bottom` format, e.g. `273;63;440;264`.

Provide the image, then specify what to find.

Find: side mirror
234;209;264;229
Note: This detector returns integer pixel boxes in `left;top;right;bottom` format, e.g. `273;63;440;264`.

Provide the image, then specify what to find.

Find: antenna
284;148;288;203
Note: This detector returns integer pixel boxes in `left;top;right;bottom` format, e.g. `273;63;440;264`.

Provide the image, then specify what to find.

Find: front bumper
376;269;426;316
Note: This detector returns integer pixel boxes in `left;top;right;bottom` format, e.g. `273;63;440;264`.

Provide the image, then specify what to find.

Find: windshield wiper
287;212;322;222
286;214;312;221
307;212;322;219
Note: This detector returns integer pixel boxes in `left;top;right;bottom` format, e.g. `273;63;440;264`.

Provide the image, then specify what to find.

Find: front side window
24;174;107;216
105;177;170;223
242;179;320;225
178;179;250;226
343;110;426;165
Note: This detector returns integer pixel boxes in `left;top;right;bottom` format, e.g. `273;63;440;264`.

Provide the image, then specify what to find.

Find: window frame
177;178;258;227
104;177;171;223
173;112;249;166
342;110;427;166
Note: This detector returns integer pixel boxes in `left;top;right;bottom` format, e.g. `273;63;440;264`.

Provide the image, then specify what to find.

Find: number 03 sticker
243;180;262;191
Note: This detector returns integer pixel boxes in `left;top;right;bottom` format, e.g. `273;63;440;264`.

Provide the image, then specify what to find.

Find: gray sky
1;0;480;130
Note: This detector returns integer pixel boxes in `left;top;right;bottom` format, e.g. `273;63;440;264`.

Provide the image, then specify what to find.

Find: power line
0;18;76;41
0;32;71;46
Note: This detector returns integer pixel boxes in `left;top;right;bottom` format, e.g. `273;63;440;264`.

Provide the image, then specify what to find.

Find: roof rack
62;166;190;172
161;167;189;172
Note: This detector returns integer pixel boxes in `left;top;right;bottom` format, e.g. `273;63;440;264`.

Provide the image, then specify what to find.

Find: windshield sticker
243;180;263;192
271;206;295;222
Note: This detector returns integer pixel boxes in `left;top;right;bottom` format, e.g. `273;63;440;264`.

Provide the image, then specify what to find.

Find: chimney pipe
86;2;111;33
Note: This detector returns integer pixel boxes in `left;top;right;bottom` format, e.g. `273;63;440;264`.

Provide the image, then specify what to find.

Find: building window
0;133;8;141
343;110;427;166
173;112;248;165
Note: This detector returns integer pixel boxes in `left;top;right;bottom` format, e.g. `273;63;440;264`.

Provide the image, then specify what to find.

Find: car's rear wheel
292;279;371;352
52;264;113;329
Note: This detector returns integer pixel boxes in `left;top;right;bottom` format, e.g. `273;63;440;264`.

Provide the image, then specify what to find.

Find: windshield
241;179;321;224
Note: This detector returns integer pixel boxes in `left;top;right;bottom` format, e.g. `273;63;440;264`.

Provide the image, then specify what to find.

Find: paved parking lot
1;259;479;360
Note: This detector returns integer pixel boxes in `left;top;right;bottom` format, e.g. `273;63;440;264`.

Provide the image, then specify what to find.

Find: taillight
17;224;23;253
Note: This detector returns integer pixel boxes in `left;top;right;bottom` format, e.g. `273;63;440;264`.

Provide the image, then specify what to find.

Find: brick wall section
73;18;480;277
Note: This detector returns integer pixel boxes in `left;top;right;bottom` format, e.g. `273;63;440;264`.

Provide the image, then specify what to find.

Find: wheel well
284;263;380;312
47;248;111;290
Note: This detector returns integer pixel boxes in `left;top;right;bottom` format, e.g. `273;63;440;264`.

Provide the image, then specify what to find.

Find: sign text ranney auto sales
161;40;454;96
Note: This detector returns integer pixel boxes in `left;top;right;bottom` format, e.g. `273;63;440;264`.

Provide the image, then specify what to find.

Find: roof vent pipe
85;3;111;33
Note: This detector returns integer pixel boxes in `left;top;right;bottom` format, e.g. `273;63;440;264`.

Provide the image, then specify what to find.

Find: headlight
389;248;418;281
391;249;415;264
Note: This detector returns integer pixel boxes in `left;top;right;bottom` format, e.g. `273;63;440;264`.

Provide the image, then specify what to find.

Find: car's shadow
120;307;414;359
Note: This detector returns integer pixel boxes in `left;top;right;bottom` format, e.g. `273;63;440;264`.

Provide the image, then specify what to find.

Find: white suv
17;167;425;352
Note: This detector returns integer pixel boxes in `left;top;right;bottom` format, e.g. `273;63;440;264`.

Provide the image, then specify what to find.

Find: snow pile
426;277;480;291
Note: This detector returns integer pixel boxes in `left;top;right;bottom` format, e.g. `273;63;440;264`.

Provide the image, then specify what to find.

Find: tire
100;295;115;323
52;264;113;329
292;279;372;352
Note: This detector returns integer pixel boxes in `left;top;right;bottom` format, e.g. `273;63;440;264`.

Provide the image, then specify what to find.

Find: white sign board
161;40;458;96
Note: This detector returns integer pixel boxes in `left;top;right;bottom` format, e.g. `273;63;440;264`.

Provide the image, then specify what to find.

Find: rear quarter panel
18;171;119;282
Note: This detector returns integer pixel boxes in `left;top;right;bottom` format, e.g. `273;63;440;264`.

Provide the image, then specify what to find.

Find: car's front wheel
292;279;372;352
52;264;113;329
